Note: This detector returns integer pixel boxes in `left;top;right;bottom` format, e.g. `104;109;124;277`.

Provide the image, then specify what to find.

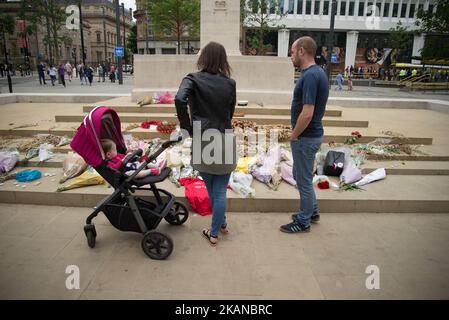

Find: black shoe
280;221;310;233
291;213;320;223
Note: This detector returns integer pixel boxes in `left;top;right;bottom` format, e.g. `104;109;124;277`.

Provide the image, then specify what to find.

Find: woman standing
175;41;237;246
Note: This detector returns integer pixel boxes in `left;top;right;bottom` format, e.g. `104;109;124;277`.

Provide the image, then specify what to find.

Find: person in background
37;61;46;85
84;65;94;86
336;71;343;91
58;63;66;87
48;64;57;86
97;64;103;82
65;62;73;82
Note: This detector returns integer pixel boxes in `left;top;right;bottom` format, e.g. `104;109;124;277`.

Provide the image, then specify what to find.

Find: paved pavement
0;204;448;299
1;74;448;101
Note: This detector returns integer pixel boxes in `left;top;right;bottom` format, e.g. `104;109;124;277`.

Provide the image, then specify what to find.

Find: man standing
280;36;329;234
58;63;66;87
37;61;46;85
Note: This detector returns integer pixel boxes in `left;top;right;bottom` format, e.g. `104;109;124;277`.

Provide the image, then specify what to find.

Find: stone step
361;160;449;175
1;166;448;213
0;125;434;145
18;156;449;176
55;113;369;127
83;104;344;117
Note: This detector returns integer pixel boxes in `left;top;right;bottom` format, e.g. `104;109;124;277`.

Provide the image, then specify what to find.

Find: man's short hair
295;36;317;57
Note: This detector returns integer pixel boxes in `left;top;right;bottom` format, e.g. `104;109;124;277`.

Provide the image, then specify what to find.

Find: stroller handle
145;134;183;160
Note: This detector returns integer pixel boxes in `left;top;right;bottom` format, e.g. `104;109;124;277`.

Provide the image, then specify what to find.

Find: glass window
401;3;407;18
306;0;312;14
366;2;373;16
428;5;434;13
288;0;295;13
96;33;101;43
340;1;346;15
314;1;320;15
409;4;415;18
323;1;329;15
392;3;399;17
348;1;354;15
383;3;390;17
358;2;365;16
297;0;303;14
418;4;424;12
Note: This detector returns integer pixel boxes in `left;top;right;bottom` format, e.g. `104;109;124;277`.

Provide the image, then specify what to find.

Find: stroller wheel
164;201;189;226
84;224;96;248
141;231;173;260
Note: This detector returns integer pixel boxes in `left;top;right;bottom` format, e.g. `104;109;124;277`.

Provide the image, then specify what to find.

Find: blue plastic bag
15;170;42;182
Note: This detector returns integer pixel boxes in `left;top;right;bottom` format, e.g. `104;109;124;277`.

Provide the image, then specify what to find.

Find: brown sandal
202;228;218;246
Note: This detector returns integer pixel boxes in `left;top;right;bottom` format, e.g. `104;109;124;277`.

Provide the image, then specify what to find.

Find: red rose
317;180;330;190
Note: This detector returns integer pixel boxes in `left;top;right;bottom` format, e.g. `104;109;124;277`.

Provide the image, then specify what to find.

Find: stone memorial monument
132;0;294;104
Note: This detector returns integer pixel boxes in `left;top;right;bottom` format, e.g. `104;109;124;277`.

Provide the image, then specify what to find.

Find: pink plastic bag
159;91;174;104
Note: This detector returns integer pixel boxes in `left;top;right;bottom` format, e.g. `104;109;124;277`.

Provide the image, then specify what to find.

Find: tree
389;22;414;63
20;0;70;63
127;23;137;54
242;0;287;55
145;0;200;54
0;14;15;92
415;0;449;61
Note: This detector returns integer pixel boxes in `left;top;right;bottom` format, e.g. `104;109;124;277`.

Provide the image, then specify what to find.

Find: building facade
245;0;439;71
0;0;92;69
0;0;131;70
134;0;200;55
82;0;132;65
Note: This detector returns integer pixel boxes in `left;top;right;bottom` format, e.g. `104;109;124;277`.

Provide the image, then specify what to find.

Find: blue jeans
291;136;323;227
200;172;231;237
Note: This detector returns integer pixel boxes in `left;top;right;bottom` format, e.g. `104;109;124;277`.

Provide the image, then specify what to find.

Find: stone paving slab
0;204;448;299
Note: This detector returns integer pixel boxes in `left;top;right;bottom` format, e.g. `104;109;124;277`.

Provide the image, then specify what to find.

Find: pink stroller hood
70;106;126;167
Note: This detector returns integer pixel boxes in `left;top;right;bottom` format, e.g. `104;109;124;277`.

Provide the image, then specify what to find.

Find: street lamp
114;0;123;84
78;0;86;66
326;0;337;87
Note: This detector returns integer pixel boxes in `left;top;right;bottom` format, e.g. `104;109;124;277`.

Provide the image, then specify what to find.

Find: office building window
288;0;295;13
392;3;399;17
297;0;303;14
323;1;329;15
358;2;365;16
401;3;407;17
409;4;415;18
348;1;355;15
383;3;390;17
314;1;320;15
162;48;176;54
340;1;346;15
428;5;434;13
306;0;312;14
418;4;424;13
96;32;101;43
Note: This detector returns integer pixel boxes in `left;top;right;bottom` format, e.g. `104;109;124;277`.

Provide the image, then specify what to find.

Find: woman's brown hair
197;41;231;77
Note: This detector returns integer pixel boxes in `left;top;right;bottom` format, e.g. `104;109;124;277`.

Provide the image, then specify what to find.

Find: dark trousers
38;73;46;85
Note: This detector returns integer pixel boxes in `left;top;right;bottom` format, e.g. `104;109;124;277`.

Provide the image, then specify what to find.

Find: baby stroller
70;106;188;260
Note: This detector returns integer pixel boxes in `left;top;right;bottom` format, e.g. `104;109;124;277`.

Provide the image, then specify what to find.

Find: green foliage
389;22;414;63
0;15;15;36
145;0;200;53
415;0;449;34
242;0;286;55
127;23;138;54
20;0;69;61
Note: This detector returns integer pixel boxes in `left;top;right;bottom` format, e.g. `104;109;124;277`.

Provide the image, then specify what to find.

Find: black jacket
175;71;236;136
175;71;237;175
